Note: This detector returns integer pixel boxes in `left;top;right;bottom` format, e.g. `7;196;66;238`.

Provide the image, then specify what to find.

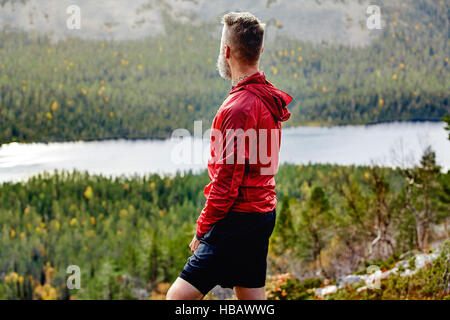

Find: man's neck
231;66;259;87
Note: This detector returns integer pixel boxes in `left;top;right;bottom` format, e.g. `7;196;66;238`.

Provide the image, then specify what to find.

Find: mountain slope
0;0;448;144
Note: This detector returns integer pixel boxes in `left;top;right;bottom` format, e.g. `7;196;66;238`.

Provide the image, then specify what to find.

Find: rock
131;288;149;300
395;260;409;269
315;244;446;298
414;252;439;269
211;286;234;300
399;250;419;260
315;285;337;298
337;275;364;288
400;269;417;277
395;249;441;277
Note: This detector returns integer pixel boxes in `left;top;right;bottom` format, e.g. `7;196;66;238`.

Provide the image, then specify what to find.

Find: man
167;12;292;300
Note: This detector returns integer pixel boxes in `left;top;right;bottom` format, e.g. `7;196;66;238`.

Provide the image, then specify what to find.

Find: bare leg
234;286;266;300
166;277;204;300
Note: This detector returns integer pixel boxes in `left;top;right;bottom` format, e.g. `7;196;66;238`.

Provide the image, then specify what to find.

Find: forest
0;0;448;144
0;139;448;299
0;0;449;300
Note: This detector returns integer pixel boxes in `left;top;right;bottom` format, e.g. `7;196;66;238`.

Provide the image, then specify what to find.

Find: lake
0;121;448;183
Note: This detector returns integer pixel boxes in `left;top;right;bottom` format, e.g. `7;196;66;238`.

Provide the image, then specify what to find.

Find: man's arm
196;148;246;239
195;102;255;240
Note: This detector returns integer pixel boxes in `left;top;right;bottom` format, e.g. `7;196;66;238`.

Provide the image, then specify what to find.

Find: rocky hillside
264;241;450;300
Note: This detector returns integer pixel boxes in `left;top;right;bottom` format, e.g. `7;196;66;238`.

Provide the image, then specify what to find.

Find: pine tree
272;195;294;253
300;187;331;272
148;230;160;284
404;147;443;251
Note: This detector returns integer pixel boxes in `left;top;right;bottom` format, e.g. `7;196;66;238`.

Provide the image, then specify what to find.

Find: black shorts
179;209;276;296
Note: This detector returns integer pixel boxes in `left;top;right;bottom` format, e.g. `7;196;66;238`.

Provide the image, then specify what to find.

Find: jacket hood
230;71;293;122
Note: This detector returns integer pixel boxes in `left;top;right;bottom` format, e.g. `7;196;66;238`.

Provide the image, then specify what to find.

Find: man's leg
234;286;266;300
166;277;204;300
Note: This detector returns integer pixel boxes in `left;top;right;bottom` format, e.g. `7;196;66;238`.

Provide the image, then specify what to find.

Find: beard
217;51;232;80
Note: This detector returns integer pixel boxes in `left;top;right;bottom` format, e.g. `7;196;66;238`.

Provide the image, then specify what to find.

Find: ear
225;45;231;59
261;46;265;54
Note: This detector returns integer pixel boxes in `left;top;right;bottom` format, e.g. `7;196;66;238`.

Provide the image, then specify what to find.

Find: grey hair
221;12;265;64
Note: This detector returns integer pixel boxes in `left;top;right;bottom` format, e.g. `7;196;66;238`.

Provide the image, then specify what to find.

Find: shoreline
0;119;445;147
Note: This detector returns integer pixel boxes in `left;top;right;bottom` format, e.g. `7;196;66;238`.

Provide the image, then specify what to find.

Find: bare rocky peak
0;0;382;45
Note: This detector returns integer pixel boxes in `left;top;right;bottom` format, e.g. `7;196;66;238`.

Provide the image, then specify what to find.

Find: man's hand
189;235;200;253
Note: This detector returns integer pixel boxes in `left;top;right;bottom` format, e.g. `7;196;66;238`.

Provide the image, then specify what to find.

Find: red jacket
196;71;293;238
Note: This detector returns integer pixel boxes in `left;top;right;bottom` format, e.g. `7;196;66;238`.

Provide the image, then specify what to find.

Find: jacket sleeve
195;102;255;239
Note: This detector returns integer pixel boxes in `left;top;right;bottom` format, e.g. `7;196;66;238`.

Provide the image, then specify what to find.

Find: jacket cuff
195;233;202;240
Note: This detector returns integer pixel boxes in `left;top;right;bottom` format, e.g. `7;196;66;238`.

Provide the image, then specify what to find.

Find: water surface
0;122;448;183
